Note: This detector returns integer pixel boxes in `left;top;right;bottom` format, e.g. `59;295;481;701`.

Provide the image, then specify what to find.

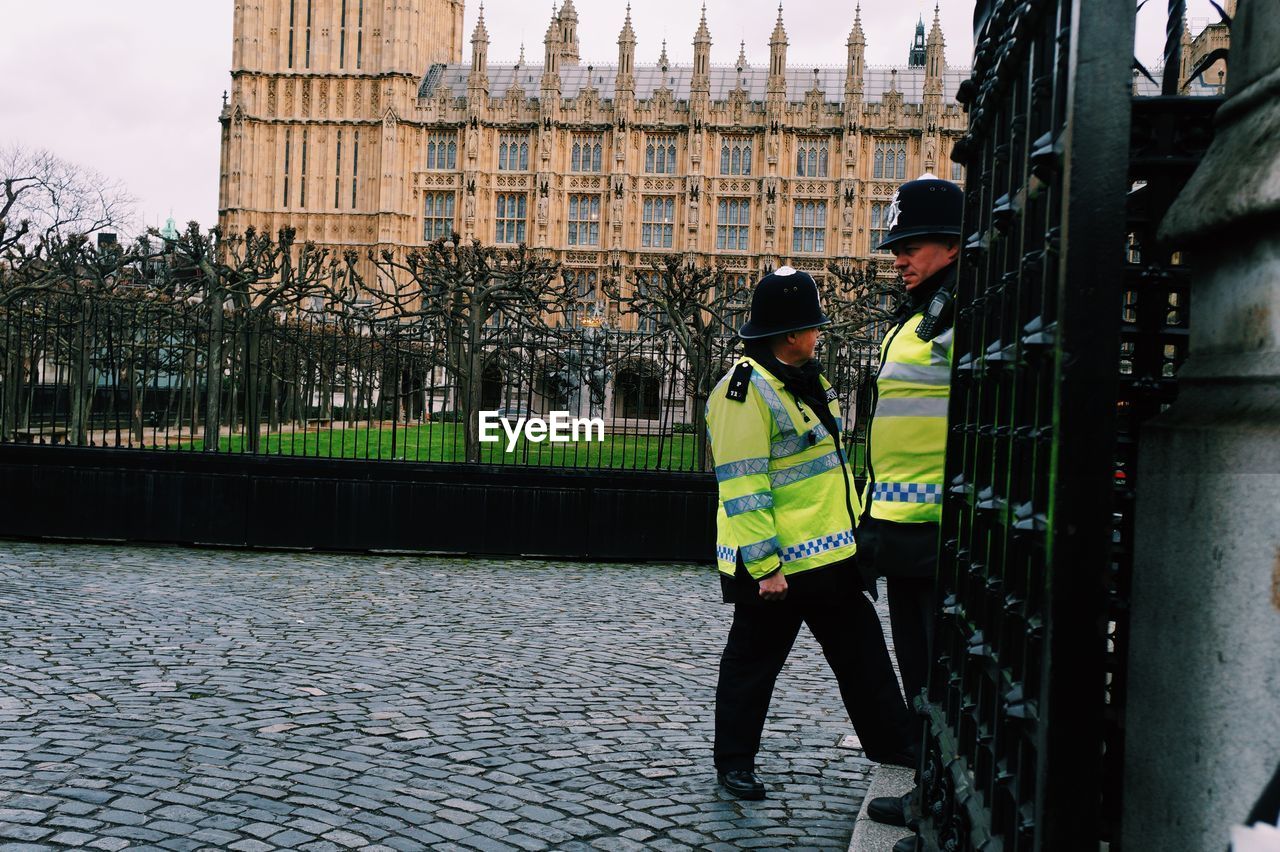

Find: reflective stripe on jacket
707;357;857;579
869;312;952;524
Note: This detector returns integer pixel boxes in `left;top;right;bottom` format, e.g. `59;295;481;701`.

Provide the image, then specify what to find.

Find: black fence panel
0;295;879;477
920;0;1221;848
0;445;717;562
920;0;1138;848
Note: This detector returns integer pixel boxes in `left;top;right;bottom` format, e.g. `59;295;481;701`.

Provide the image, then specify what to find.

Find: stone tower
218;1;986;310
219;0;464;282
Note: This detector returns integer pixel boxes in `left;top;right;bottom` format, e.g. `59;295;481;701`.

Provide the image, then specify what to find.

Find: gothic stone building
218;0;968;326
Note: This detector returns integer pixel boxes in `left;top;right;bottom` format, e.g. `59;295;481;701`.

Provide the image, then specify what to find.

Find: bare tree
361;235;565;462
13;233;144;444
0;147;136;443
0;145;135;252
160;224;340;450
825;260;906;350
823;260;907;433
606;254;739;470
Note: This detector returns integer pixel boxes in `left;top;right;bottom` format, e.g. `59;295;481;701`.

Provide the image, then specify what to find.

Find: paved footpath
0;542;892;851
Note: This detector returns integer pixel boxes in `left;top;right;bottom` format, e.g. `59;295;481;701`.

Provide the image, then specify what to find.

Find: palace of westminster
217;0;975;324
217;0;1231;322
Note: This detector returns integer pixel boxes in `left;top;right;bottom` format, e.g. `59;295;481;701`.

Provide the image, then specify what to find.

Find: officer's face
891;239;960;291
790;327;820;362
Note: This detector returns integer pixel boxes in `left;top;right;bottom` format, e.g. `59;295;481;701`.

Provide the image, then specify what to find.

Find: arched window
572;133;603;173
720;136;753;176
567;195;601;246
614;361;661;420
716;199;750;251
494;193;527;244
480;361;503;411
792;200;827;253
870;201;890;251
873;140;907;180
796;139;828;177
646;134;677;174
425;132;457;170
498;133;530;171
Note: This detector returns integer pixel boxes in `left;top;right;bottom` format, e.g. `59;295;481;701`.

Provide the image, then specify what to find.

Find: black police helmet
738;266;831;340
876;173;964;251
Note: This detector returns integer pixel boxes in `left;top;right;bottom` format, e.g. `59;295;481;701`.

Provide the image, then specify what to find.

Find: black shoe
867;793;909;827
718;769;766;800
893;835;921;852
868;788;920;829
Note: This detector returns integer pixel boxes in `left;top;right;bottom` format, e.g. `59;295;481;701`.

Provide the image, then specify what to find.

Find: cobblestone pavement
0;542;896;851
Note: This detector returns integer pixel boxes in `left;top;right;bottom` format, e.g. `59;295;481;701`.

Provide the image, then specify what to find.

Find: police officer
861;175;962;843
708;265;918;801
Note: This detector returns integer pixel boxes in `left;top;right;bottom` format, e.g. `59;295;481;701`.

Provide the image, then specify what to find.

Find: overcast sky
0;0;1216;236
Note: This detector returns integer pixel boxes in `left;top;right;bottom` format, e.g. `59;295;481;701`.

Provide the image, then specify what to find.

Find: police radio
915;287;955;342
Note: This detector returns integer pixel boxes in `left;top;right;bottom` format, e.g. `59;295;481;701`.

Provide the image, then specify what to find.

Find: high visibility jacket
707;357;858;580
868;309;953;524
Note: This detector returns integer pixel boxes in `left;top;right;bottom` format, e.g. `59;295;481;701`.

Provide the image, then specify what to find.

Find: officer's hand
758;569;788;601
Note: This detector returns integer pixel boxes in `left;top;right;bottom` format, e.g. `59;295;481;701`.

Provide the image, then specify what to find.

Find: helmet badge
885;191;902;232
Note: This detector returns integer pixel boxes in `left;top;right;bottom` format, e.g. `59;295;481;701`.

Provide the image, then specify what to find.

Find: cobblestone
0;541;898;849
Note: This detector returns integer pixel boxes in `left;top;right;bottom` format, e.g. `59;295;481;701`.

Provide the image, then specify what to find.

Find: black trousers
886;575;936;711
713;585;916;772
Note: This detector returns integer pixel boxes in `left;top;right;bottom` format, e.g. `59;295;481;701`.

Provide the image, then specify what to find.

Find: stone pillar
1123;2;1280;849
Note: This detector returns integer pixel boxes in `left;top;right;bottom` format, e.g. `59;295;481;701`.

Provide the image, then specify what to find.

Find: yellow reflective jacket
706;356;858;580
868;308;953;524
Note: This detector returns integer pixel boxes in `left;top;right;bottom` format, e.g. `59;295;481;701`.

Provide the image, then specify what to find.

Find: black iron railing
920;0;1222;848
0;293;879;474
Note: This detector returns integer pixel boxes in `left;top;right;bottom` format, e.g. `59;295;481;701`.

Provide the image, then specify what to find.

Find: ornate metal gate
918;0;1221;848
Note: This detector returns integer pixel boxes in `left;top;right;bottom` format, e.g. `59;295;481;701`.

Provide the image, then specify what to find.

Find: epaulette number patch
825;387;839;402
726;362;753;402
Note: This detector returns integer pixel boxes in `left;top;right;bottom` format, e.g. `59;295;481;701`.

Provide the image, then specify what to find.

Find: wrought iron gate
918;0;1221;848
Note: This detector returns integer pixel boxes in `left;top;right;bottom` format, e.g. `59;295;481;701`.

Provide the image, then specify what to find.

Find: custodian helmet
737;266;832;339
875;173;964;251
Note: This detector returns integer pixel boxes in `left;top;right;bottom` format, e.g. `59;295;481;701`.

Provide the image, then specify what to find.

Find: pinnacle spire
695;3;711;40
737;40;747;70
849;2;864;43
472;2;488;41
658;39;669;70
771;3;787;42
927;5;945;44
619;3;636;44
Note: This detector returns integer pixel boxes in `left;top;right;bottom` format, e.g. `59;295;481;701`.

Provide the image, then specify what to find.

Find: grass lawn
180;422;870;475
181;422;709;471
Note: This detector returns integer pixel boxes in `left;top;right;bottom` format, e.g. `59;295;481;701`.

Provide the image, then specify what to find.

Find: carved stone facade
219;1;968;304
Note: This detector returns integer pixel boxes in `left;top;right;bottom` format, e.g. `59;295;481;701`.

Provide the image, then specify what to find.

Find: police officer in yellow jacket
709;265;918;801
861;175;962;842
